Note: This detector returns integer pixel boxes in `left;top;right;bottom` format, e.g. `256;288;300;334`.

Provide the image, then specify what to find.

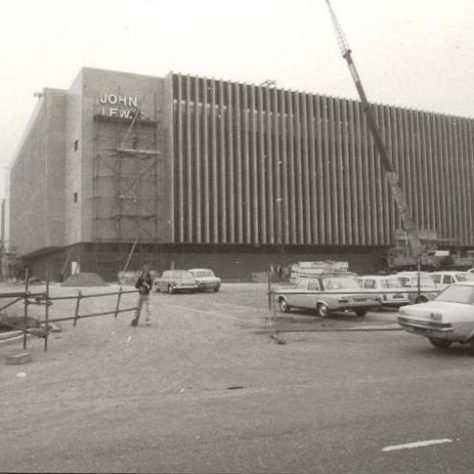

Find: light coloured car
430;271;474;290
398;281;474;350
188;268;221;292
396;271;440;303
357;275;410;308
154;270;198;294
274;274;381;318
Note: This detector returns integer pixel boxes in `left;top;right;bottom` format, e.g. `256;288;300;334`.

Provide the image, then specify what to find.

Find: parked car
154;270;198;294
357;275;410;308
398;281;474;350
188;268;221;292
274;274;382;318
396;271;440;303
430;271;474;290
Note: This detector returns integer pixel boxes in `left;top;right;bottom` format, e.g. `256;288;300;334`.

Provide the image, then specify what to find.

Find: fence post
114;287;123;318
268;267;274;331
267;267;272;312
23;268;30;350
44;275;50;352
73;290;82;327
268;265;285;345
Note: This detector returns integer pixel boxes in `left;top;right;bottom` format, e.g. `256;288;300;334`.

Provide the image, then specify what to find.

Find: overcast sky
1;0;473;199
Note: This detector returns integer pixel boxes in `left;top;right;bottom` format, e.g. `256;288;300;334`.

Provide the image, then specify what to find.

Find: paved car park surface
2;282;474;473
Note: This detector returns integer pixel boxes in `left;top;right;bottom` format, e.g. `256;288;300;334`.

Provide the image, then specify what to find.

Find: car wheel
428;337;452;349
316;303;328;318
214;286;220;292
168;285;174;295
355;308;367;317
279;298;290;313
415;295;428;303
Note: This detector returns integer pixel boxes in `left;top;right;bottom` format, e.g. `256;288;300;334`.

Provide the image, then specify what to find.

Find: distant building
8;67;474;280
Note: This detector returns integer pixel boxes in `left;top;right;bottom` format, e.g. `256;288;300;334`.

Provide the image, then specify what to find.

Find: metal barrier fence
0;276;138;353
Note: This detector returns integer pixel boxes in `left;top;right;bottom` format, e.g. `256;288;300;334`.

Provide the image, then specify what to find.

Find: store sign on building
98;93;140;119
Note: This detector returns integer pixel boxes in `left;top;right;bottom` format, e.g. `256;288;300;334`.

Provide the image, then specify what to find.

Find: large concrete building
8;67;474;281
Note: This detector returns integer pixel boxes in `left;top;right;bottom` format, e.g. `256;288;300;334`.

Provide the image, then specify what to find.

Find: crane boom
325;0;424;259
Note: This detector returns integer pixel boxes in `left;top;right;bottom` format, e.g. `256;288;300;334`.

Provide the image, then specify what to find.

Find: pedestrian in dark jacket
130;266;153;327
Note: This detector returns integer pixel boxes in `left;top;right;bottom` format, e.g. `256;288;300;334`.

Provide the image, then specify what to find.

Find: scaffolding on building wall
92;93;161;277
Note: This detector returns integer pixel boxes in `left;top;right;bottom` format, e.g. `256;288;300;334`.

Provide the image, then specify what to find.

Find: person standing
130;267;153;327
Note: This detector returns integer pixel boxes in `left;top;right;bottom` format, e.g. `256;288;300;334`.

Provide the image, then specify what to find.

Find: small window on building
73;192;78;203
74;140;79;151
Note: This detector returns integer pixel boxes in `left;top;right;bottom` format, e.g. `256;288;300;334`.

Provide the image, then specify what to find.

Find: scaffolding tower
92;93;161;277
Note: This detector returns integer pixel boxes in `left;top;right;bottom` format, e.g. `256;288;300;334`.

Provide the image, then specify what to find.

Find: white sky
1;0;473;199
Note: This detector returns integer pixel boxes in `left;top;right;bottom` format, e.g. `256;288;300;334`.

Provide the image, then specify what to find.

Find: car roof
299;273;357;279
430;271;467;275
452;281;474;286
188;268;214;271
359;275;398;279
396;271;431;276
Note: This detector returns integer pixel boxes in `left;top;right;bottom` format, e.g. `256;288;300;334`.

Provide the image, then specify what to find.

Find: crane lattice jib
324;0;424;258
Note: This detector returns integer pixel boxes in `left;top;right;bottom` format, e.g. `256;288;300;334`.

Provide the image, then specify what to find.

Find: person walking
130;266;153;327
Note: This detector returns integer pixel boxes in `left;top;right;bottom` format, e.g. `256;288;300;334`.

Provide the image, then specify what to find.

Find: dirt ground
0;282;401;472
0;283;284;409
0;281;399;401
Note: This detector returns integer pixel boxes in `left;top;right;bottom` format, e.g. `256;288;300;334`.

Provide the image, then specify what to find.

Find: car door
300;278;321;309
286;279;309;307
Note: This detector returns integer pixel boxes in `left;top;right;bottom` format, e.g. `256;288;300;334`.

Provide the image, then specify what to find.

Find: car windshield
435;284;474;304
323;277;359;290
455;273;469;282
191;270;215;277
380;278;403;289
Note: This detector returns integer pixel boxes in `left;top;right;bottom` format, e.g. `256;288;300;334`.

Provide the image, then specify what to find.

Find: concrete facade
10;88;68;256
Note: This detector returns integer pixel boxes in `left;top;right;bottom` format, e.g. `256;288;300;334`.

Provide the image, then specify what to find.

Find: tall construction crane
324;0;425;261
